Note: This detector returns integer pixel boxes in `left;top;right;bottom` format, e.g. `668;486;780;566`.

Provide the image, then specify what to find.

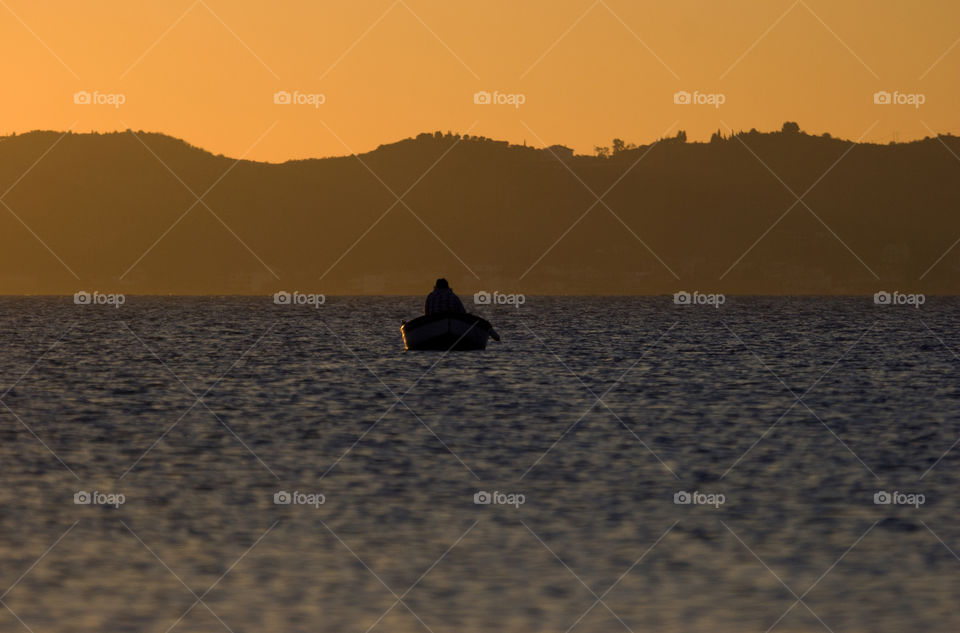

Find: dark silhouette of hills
0;124;958;295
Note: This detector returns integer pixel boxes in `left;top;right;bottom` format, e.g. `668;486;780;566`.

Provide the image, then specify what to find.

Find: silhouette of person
424;278;466;315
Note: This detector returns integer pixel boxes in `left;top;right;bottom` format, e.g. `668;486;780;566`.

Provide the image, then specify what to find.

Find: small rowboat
401;313;500;351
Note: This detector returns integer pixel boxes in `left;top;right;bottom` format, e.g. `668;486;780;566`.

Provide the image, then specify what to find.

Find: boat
401;312;500;351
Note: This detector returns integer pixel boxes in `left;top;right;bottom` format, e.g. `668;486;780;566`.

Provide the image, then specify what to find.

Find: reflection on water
1;296;959;632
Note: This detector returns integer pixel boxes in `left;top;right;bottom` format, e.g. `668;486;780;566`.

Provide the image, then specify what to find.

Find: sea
0;296;958;633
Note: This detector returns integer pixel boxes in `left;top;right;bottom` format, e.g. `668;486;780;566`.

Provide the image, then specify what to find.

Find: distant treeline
0;124;958;294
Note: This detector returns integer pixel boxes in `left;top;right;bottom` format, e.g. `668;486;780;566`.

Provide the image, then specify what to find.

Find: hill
0;126;958;295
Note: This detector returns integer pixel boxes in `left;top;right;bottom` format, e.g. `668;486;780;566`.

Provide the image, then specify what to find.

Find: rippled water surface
1;296;959;633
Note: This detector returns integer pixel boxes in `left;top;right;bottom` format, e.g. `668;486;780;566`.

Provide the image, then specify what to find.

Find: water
1;296;959;633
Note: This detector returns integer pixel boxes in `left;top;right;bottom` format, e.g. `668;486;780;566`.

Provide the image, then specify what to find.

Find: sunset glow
3;0;959;161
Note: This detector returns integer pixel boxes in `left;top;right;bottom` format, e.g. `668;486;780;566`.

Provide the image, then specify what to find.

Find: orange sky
3;0;958;162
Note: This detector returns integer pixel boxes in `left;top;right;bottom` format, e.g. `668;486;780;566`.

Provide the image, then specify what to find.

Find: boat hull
401;313;493;351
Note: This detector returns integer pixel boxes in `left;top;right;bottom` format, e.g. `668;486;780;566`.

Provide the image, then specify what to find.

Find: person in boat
424;278;466;315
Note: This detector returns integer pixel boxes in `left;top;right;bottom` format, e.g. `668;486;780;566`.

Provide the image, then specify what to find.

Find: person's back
424;278;466;315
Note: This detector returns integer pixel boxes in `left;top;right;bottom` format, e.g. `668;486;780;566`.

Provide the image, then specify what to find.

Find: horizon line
2;124;956;166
